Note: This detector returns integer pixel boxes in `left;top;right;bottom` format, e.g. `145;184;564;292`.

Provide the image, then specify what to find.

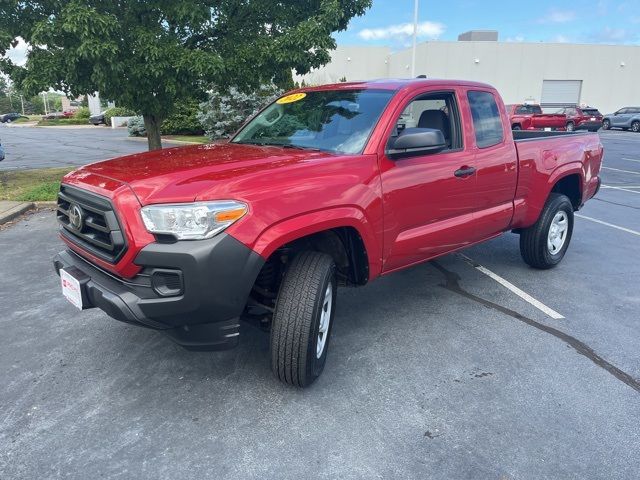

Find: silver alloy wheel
547;211;569;254
316;283;333;358
632;122;640;132
566;122;574;131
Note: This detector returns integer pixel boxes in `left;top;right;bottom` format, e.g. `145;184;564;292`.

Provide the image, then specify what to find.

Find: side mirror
387;128;447;159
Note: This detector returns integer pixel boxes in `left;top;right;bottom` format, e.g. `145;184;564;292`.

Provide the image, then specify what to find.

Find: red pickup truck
54;79;602;387
507;104;567;131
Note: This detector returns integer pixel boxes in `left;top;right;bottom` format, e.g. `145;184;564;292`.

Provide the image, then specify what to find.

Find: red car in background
555;106;602;132
506;104;566;131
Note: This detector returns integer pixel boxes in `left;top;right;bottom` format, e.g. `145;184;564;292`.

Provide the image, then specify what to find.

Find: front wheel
602;119;611;130
270;251;337;387
632;121;640;133
566;122;575;132
519;193;574;269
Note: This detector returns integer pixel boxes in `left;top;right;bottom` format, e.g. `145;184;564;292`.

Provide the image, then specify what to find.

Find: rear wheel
566;122;575;132
512;125;521;131
602;119;611;130
632;121;640;133
520;193;574;269
270;251;336;387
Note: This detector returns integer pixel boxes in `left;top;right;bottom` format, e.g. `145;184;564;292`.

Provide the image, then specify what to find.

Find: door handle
454;166;476;178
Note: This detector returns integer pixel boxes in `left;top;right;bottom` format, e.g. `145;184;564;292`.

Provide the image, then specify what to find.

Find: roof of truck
298;78;495;92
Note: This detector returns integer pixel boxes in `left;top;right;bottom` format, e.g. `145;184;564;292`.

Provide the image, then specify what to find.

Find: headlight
140;201;248;240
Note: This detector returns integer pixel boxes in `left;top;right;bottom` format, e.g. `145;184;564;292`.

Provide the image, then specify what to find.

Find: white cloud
588;27;637;44
538;9;576;24
4;37;29;66
505;35;525;43
358;21;445;42
550;34;571;43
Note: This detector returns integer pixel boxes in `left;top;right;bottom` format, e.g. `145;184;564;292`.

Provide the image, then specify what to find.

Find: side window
467;91;504;148
391;92;462;151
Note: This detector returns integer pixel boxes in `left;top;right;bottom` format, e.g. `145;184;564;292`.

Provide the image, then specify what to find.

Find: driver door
379;89;478;273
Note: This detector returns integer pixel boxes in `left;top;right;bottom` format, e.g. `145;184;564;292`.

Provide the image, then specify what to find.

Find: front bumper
54;233;264;350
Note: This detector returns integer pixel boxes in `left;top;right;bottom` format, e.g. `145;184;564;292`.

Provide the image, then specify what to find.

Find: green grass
163;135;209;144
0;168;74;202
37;118;90;126
12;116;38;124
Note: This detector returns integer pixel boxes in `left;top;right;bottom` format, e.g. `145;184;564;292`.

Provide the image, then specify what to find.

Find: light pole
411;0;419;77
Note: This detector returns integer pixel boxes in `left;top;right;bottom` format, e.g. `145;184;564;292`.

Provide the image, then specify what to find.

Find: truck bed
512;130;594;142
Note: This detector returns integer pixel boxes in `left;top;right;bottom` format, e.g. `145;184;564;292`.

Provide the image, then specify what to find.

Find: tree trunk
143;114;163;151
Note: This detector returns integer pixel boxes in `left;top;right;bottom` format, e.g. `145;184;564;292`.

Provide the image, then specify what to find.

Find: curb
0;202;36;225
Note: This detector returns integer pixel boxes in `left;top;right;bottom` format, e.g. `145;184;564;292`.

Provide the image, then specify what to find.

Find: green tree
1;0;371;150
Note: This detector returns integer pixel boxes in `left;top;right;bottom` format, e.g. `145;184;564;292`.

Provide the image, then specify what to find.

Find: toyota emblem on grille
68;204;84;231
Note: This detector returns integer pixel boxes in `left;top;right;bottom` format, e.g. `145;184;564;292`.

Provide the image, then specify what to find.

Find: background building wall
298;41;639;114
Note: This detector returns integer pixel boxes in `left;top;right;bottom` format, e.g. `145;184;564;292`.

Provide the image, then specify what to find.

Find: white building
296;33;639;114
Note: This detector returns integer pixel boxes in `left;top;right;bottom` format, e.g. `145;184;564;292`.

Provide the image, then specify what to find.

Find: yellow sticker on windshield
276;92;307;104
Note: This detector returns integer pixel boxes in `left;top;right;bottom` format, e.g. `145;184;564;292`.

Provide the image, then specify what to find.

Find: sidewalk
0;201;35;225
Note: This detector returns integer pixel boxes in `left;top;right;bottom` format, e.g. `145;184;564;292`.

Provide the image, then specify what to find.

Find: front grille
57;185;127;263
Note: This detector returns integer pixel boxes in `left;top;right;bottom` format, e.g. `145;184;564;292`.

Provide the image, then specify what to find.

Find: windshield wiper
234;140;322;152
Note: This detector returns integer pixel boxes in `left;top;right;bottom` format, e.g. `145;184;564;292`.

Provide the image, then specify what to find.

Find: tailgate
531;114;567;129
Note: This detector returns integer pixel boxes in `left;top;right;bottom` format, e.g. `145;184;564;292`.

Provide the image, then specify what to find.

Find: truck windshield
232;89;395;154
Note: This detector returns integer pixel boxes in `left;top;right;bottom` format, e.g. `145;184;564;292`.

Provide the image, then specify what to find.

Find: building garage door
541;80;582;108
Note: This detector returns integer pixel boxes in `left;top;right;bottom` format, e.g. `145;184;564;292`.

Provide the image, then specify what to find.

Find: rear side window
468;91;504;148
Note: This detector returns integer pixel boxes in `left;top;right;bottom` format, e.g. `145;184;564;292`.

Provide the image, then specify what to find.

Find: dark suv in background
555;106;602;132
603;107;640;132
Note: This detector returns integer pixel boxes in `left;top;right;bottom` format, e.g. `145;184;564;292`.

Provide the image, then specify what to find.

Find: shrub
127;116;146;137
198;84;282;140
104;107;136;126
73;107;90;119
161;99;203;135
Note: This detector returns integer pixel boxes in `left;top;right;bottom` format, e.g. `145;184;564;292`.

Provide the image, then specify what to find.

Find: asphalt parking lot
0;125;153;170
1;130;639;479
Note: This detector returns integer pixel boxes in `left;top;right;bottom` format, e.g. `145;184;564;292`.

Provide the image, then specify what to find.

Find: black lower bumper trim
53;233;264;350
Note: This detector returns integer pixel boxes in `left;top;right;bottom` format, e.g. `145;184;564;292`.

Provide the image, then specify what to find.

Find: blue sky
334;0;640;47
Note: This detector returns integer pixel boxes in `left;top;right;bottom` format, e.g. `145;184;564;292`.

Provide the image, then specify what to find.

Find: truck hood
72;142;337;205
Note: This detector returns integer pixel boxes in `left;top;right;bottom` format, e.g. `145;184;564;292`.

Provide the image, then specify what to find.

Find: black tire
566;122;575;132
632;121;640;133
519;193;574;269
512;125;521;131
270;251;337;387
602;119;610;130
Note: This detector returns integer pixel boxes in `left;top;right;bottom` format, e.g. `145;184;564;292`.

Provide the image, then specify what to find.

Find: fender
249;207;382;279
512;161;585;229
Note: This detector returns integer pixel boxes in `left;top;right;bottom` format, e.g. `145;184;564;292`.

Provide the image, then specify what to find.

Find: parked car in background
555;106;602;132
63;110;77;118
89;112;107;126
506;104;567;131
0;112;26;123
0;138;5;161
602;107;640;132
42;111;66;120
53;79;603;387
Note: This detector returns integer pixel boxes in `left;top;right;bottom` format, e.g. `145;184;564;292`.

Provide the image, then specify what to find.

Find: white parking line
458;254;565;320
622;158;640;164
602;166;640;176
601;185;640;194
575;214;640;237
